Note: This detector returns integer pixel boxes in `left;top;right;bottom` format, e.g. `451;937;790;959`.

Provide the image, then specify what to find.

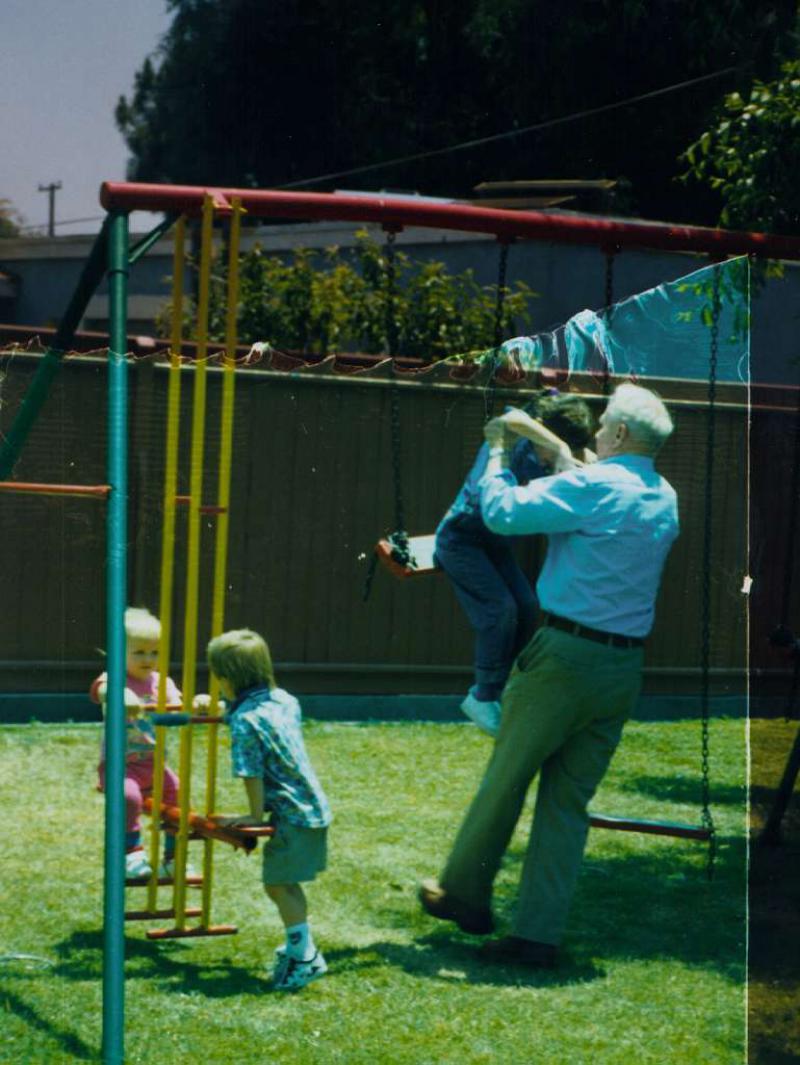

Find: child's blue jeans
435;520;537;698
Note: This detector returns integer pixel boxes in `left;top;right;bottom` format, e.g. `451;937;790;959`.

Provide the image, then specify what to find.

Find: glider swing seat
368;233;719;852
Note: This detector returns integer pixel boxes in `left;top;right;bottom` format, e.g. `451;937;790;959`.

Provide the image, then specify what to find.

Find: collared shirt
226;685;331;829
479;454;679;637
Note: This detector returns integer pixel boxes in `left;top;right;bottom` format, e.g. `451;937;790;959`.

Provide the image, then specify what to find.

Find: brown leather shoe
418;878;494;935
480;935;557;969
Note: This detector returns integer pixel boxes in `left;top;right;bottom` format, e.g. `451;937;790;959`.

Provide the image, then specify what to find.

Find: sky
2;0;174;236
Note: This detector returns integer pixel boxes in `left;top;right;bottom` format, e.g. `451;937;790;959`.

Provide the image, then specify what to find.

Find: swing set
1;182;799;1065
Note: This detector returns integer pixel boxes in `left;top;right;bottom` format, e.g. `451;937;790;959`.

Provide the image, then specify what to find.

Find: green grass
0;718;747;1064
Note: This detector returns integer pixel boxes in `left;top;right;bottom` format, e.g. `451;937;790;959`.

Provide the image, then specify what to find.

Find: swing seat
588;812;711;841
375;534;440;579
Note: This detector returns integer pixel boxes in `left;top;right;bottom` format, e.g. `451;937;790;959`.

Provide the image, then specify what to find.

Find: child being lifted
434;391;594;737
208;628;332;993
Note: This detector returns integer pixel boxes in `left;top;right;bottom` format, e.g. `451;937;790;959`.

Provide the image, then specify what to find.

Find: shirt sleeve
229;715;267;778
89;672;107;704
479;466;593;535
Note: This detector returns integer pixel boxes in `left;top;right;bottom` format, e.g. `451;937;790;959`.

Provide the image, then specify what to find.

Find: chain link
385;229;411;569
600;248;616;396
484;241;510;421
772;342;800;686
700;265;720;878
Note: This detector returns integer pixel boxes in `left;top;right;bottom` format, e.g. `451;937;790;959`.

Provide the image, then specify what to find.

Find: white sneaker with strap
460;691;501;736
125;850;153;879
272;949;328;991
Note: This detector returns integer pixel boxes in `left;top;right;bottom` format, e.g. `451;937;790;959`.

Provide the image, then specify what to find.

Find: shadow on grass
324;935;605;989
615;773;746;808
404;834;747;981
0;986;96;1060
50;929;270;997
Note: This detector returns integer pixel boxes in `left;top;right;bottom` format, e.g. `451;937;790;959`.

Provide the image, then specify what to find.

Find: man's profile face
595;412;624;459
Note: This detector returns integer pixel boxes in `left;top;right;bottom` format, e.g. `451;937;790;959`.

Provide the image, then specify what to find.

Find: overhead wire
279;65;744;191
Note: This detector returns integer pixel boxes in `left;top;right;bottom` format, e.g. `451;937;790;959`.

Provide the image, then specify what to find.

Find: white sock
285;921;315;960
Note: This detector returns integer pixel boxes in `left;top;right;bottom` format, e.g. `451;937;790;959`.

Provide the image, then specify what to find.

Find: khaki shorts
262;821;328;885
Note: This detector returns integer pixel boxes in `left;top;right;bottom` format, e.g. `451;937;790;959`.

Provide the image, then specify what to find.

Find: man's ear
615;422;628;445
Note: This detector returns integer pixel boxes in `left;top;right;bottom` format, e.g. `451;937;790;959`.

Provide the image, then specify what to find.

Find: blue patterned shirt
480;455;679;637
226;686;331;829
437;437;548;539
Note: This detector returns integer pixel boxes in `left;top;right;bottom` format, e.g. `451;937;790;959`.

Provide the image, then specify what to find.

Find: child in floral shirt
208;628;332;992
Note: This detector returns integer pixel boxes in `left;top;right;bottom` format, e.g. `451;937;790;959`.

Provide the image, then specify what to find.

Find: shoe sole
418;883;494;935
274;965;328;991
459;702;499;737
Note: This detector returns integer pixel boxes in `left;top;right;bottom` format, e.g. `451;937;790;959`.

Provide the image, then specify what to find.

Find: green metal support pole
0;219;110;478
102;211;129;1065
128;213;177;265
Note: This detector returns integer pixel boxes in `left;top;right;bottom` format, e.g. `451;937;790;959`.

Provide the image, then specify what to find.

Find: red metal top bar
100;181;800;260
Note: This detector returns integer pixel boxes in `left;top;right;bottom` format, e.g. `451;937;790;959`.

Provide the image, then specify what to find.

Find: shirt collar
224;683;272;721
598;453;655;471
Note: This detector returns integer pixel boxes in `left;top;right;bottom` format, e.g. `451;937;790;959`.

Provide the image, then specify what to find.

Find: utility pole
37;181;62;237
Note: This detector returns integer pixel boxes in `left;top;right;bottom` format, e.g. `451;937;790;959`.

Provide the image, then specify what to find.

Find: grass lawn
747;718;800;1065
0;717;746;1065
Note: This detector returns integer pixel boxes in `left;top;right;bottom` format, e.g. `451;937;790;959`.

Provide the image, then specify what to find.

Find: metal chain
601;248;616;396
385;229;410;568
770;353;800;700
700;266;720;878
362;228;409;601
484;241;510;421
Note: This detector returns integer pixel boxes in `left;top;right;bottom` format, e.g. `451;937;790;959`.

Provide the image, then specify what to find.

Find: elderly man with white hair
419;382;679;968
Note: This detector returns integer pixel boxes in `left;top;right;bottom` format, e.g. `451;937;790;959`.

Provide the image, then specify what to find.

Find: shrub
158;229;536;361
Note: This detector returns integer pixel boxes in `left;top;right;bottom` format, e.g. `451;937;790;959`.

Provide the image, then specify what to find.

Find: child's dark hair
207;628;276;693
523;391;594;452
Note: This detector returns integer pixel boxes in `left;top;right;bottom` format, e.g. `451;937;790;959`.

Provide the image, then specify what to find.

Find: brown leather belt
541;612;644;650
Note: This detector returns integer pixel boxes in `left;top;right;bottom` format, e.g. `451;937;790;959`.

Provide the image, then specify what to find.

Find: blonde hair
207;628;275;694
125;607;161;642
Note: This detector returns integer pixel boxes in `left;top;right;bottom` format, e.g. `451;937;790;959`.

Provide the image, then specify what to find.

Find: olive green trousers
441;625;644;945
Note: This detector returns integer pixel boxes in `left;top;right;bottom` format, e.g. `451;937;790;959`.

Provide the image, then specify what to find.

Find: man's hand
497;407;584;473
551;449;583;473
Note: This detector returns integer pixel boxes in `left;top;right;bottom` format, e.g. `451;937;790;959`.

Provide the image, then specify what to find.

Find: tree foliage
158;229;536;359
116;0;796;224
0;199;23;238
680;59;800;235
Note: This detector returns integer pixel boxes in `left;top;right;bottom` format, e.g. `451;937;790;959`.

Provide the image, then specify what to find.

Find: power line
19;214;105;234
279;65;744;191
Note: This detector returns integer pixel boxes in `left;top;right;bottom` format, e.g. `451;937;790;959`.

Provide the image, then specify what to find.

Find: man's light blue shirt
479;454;679;637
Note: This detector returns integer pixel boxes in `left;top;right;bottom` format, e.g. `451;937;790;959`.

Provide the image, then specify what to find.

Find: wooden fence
0;348;792;699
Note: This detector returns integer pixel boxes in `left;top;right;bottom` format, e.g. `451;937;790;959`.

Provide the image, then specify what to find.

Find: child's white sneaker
460;692;501;736
125;850;153;879
272;950;328;991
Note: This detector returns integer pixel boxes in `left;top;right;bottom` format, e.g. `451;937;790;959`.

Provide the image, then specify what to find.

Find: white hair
124;607;161;642
605;382;674;454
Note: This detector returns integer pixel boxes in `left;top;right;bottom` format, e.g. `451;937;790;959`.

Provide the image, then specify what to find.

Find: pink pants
97;758;179;834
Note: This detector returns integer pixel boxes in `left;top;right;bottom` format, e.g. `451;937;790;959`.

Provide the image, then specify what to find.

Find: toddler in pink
91;607;182;879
